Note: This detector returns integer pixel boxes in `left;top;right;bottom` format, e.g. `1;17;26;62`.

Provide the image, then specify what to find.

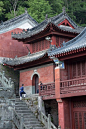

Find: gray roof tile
0;12;38;34
3;50;47;66
12;12;84;40
48;27;86;56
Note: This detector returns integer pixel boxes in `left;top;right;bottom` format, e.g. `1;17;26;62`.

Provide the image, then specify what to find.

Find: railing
60;77;86;96
39;112;57;129
12;109;30;129
39;82;55;100
0;71;13;88
0;71;15;98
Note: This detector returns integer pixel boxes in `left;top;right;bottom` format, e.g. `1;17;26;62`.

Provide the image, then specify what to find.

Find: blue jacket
20;86;24;93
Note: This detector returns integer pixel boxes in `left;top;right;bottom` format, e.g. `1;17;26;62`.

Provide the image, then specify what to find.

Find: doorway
32;74;39;94
72;97;86;129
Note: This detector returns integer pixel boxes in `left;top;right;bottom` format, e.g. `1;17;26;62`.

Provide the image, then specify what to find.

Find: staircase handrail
39;111;57;129
12;108;30;129
0;71;13;88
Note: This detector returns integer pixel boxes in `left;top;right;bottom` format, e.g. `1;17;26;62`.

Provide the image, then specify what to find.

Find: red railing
39;82;55;100
60;77;86;97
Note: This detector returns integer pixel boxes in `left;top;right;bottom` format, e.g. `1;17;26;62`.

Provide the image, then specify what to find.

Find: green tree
3;0;25;19
0;1;4;14
25;0;53;22
0;1;5;21
66;0;86;26
46;0;64;16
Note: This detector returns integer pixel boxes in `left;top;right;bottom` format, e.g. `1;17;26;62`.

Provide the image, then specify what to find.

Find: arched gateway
32;74;39;94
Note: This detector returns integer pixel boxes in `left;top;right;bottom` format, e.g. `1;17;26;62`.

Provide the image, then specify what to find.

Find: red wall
0;28;29;58
19;64;54;87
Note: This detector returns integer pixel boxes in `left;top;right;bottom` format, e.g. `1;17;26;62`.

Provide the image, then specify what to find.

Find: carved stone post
20;114;23;129
2;71;5;85
48;114;51;129
11;81;14;93
2;106;5;120
9;78;11;87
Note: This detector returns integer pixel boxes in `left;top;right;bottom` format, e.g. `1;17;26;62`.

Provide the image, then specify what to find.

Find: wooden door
72;100;86;129
35;75;39;93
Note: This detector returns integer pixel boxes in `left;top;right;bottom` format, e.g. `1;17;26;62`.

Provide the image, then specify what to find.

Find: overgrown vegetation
0;0;86;26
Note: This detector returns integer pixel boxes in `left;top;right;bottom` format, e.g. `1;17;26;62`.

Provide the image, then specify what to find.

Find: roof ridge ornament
49;45;57;51
47;18;51;23
14;55;17;59
25;8;28;13
62;41;66;47
62;6;66;15
45;14;48;20
22;29;26;33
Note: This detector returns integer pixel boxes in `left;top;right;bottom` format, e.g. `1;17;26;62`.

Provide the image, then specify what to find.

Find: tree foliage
24;0;53;22
0;0;86;26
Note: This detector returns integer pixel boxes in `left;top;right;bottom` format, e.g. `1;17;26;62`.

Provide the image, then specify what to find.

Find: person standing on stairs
20;84;26;100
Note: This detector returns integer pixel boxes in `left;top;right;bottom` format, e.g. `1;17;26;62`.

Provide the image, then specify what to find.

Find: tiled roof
3;50;47;66
11;11;84;40
3;27;86;66
51;12;78;28
0;12;38;34
12;20;83;40
48;27;86;56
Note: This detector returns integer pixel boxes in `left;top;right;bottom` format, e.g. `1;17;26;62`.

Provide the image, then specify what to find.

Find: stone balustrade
39;112;57;129
0;71;14;88
12;109;29;129
0;71;15;98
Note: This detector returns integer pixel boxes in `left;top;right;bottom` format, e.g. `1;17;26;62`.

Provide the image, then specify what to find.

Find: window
72;60;86;78
32;40;51;53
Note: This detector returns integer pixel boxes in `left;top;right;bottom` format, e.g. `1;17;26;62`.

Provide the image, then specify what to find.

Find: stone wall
25;94;45;118
0;98;15;129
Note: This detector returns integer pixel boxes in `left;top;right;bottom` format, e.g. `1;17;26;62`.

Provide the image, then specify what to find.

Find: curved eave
48;27;86;58
0;12;38;30
12;22;80;42
3;50;48;67
54;47;86;58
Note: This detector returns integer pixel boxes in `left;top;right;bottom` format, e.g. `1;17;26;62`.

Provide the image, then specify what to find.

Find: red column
51;35;56;45
55;66;65;129
30;44;32;53
58;101;65;129
55;67;60;99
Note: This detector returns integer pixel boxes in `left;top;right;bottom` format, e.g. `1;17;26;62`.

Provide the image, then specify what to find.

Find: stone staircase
15;99;46;129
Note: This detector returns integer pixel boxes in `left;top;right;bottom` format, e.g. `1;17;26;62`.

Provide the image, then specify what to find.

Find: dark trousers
20;91;26;97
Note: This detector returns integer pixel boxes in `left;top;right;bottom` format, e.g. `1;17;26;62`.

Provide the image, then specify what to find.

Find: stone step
24;118;39;121
15;107;29;110
27;125;45;129
15;101;26;103
26;124;43;127
23;115;36;119
15;104;28;107
16;110;32;113
15;99;46;129
17;113;35;117
24;120;40;124
15;103;27;106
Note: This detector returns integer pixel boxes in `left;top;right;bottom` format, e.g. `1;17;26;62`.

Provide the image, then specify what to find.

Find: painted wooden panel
39;82;55;100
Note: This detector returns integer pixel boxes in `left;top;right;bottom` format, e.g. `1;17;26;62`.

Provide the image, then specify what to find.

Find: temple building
3;9;86;129
0;11;38;96
0;11;38;58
